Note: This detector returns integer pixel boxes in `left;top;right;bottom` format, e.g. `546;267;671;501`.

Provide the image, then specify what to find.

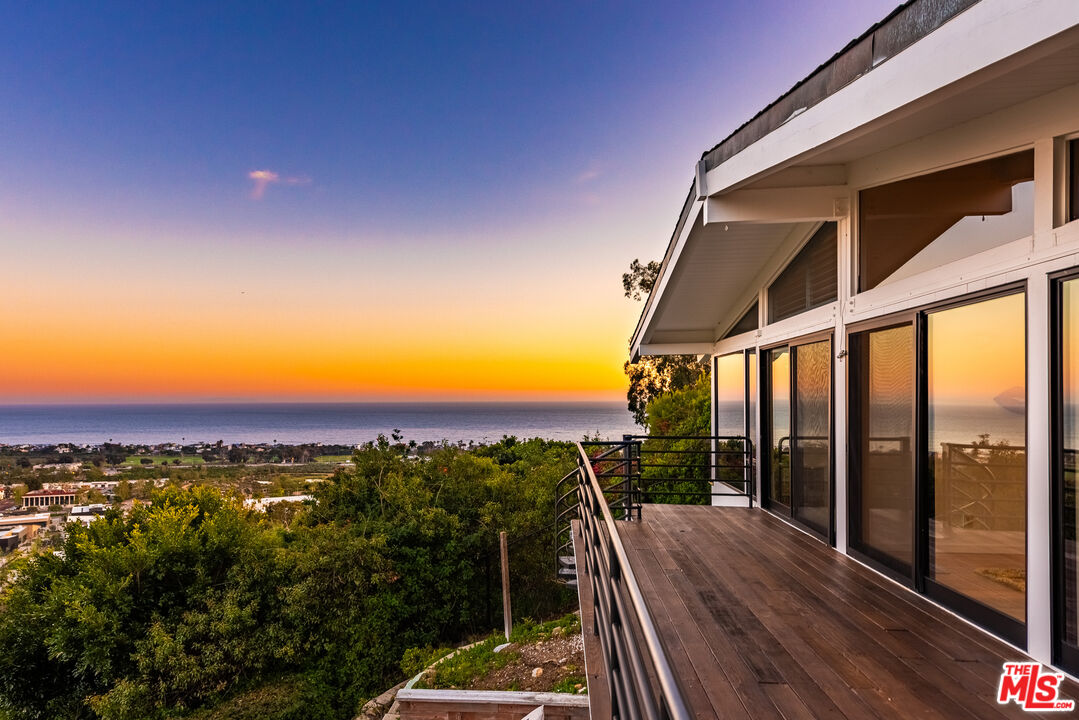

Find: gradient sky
1;1;897;403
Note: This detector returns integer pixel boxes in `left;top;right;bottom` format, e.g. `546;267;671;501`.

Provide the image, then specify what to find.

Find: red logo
997;662;1075;711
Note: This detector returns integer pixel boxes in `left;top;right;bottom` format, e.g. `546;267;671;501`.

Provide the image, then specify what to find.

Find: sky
0;0;898;403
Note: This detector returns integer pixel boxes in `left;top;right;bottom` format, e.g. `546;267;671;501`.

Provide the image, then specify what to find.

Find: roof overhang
631;0;1079;360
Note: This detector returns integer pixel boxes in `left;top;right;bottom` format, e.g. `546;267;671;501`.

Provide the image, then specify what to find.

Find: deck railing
555;435;754;563
552;434;753;719
569;440;691;720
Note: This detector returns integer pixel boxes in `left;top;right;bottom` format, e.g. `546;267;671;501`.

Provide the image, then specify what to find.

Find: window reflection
794;340;831;533
853;325;914;573
1061;279;1079;647
715;352;747;492
928;292;1026;622
860;151;1034;290
715;353;745;436
769;347;791;508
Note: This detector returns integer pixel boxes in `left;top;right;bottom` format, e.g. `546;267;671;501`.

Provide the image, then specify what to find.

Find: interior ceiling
645;217;812;345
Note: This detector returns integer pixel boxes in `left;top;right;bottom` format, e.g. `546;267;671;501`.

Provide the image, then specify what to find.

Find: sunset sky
1;1;896;403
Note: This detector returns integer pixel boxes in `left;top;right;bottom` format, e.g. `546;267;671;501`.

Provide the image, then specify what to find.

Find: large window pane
748;351;758;496
793;340;831;533
928;292;1026;623
715;352;747;492
1061;279;1079;649
853;324;915;573
747;351;757;450
860;151;1034;290
769;347;791;507
715;353;745;436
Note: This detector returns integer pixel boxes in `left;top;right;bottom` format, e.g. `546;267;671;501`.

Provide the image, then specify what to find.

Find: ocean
0;402;639;446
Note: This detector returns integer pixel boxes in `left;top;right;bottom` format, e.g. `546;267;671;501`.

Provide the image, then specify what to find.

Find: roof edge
701;0;979;174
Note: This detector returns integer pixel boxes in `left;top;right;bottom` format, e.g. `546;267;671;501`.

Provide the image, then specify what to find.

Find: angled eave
631;0;1079;360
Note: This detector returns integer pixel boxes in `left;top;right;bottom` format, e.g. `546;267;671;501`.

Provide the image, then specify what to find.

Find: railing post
632;439;642;515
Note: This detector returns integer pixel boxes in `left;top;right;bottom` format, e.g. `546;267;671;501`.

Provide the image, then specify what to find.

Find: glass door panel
768;347;791;509
793;339;831;535
1060;278;1079;663
715;352;747;492
851;324;915;575
927;292;1026;626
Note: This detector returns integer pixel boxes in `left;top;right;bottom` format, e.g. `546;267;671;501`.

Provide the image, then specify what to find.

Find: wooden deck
581;504;1077;719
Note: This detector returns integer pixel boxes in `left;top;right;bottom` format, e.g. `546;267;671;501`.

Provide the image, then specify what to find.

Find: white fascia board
638;342;715;357
629;199;704;357
703;0;1079;196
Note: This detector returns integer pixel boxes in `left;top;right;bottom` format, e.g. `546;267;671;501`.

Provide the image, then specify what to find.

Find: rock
354;680;406;720
552;626;564;636
531;667;543;678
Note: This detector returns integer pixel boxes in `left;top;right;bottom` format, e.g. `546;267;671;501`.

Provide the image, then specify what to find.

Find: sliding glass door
849;323;915;577
764;335;832;540
925;292;1026;643
847;289;1026;645
1056;275;1079;672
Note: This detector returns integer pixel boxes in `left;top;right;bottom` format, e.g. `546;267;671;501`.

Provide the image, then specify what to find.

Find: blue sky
0;1;898;402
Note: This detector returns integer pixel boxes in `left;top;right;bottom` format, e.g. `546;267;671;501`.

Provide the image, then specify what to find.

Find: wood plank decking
581;504;1077;719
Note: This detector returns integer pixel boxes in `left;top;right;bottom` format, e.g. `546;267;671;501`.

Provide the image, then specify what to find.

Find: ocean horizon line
0;399;627;408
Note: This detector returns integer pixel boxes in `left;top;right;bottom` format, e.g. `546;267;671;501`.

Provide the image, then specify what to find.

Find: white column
834;205;853;553
1027;267;1052;664
1028;138;1059;664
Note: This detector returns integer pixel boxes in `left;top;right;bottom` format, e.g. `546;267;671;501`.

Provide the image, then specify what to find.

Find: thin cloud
248;169;312;199
575;163;602;184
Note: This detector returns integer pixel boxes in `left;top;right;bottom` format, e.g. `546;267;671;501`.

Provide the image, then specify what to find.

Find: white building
633;0;1079;675
243;495;314;512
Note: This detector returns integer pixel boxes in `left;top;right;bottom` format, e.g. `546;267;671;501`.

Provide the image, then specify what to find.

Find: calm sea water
0;402;639;446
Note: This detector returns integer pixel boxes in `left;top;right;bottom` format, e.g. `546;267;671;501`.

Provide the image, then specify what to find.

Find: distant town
0;436;460;564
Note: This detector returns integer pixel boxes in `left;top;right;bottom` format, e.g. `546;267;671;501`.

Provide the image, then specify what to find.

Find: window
714;350;757;494
767;223;838;323
715;352;746;437
859;151;1034;291
724;302;758;339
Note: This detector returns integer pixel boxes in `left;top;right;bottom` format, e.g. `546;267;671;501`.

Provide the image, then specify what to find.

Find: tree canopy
623;257;708;426
0;436;574;720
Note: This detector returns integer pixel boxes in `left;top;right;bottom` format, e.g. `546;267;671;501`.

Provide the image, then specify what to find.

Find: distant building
0;525;36;552
68;504;109;527
22;489;76;508
244;495;314;512
0;514;50;531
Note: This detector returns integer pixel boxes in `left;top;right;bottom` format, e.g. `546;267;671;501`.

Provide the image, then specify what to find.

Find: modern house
566;1;1079;718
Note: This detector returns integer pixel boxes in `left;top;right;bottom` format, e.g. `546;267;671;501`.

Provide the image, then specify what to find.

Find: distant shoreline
0;401;639;446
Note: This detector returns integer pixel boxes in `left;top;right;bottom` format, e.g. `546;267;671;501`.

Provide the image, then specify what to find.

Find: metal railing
626;434;755;505
554;434;755;578
571;441;691;720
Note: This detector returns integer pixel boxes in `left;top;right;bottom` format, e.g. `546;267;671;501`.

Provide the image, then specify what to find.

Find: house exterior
632;0;1079;685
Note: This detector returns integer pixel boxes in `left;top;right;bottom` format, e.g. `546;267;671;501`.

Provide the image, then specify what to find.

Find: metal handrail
574;441;691;720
